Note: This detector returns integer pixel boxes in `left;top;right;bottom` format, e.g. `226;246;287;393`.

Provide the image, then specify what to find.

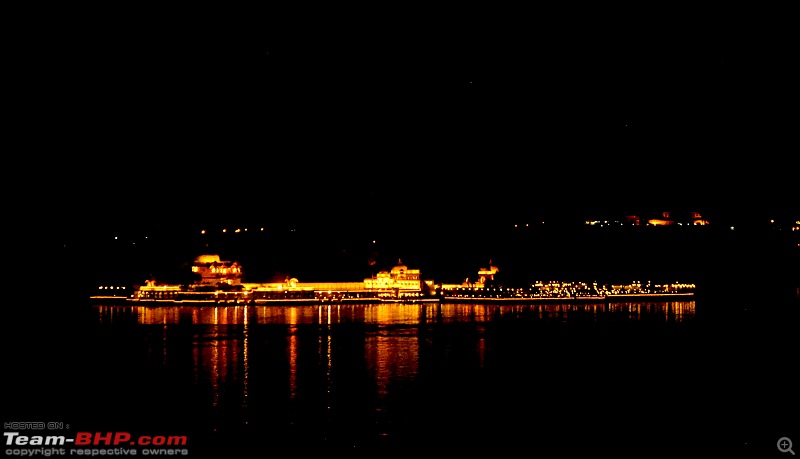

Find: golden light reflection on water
367;330;420;398
93;301;695;421
96;301;695;326
288;330;298;399
607;301;695;322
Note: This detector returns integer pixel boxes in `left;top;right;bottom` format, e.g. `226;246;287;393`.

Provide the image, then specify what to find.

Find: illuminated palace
95;255;694;305
133;254;438;303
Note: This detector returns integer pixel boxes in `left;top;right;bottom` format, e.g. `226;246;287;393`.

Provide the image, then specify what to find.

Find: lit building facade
191;254;243;285
134;255;435;302
647;211;710;226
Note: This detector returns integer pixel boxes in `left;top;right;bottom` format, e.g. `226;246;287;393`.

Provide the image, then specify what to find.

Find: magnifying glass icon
778;437;795;455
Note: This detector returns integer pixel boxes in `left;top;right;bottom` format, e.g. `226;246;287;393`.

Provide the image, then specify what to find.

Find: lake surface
6;297;797;457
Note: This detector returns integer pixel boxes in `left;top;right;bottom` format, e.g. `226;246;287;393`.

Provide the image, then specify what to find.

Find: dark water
6;297;798;457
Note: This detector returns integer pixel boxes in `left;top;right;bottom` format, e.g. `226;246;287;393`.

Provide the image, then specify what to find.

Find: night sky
14;8;797;284
20;9;792;218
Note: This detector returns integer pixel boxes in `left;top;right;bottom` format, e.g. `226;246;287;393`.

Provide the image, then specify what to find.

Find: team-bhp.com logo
6;432;187;446
5;431;189;456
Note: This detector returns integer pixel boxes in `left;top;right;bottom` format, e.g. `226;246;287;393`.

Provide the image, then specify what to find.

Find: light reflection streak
372;335;389;398
242;305;249;422
288;329;298;399
325;305;332;415
368;330;420;399
208;325;221;408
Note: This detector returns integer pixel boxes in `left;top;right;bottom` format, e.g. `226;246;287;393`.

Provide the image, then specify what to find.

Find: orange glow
288;332;298;398
288;307;299;325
